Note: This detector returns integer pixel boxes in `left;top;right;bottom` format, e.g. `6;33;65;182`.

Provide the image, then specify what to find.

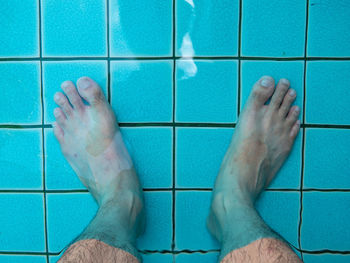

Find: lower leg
52;77;145;262
59;187;143;262
59;183;144;263
221;238;301;262
210;191;301;262
60;240;138;263
207;76;302;262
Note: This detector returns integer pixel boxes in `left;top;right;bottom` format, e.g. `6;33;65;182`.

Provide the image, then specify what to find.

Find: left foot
52;77;144;235
207;76;300;242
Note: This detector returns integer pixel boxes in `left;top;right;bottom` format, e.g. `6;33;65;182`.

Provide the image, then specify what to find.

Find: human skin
207;76;302;262
53;75;302;263
52;77;144;262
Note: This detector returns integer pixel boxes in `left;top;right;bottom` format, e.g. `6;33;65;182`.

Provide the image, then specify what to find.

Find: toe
53;107;67;128
76;76;107;107
286;105;300;127
279;88;296;117
61;81;84;111
52;121;64;143
270;78;290;109
54;92;73;116
248;76;275;107
290;120;301;139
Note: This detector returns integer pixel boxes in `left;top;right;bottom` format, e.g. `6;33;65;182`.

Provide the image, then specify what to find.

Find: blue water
0;0;350;262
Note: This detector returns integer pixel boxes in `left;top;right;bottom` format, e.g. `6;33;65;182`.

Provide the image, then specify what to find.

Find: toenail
281;78;290;85
294;107;300;114
78;77;91;89
289;89;296;97
61;81;72;89
54;93;61;102
260;77;273;88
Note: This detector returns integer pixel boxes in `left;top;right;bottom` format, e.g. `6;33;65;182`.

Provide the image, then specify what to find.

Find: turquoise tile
303;254;350;263
120;127;172;188
175;191;220;250
47;193;98;253
45;129;85;190
268;130;302;189
0;255;46;263
0;193;45;252
176;60;238;123
43;61;107;123
241;0;306;57
241;61;304;119
304;129;350;189
49;255;62;263
176;253;219;263
256;191;300;248
306;61;350;125
111;61;173;122
0;0;38;57
110;0;172;56
308;1;350;57
0;129;42;189
0;62;41;124
142;253;173;263
176;0;239;56
301;192;350;251
176;127;233;188
137;192;172;251
42;0;106;56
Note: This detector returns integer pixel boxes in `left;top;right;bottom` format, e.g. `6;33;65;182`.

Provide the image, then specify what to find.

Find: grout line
106;0;111;103
171;0;176;253
0;252;51;256
1;248;350;257
265;188;300;192
0;189;174;194
302;188;350;192
3;188;350;194
140;249;220;255
2;56;350;61
298;1;310;260
299;250;350;255
3;123;350;129
0;124;49;129
299;124;350;129
121;122;236;128
237;0;242;117
299;127;305;261
38;1;49;262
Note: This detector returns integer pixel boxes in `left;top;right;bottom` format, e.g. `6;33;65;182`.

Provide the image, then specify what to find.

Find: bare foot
207;76;300;247
52;76;144;235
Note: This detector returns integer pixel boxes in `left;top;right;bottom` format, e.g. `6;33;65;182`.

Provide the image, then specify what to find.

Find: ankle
211;188;254;212
209;191;280;261
101;189;145;234
209;189;277;239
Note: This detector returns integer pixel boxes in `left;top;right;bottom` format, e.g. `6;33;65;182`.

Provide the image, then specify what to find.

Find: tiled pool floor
1;0;350;262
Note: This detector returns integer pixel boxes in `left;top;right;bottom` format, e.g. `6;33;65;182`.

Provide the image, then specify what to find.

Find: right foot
207;76;300;242
53;77;145;237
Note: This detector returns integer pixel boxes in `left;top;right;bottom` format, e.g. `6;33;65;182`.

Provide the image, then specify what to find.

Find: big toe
76;77;107;107
247;76;275;108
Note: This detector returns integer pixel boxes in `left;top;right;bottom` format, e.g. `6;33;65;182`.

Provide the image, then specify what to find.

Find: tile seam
171;0;177;254
38;0;50;261
298;0;310;260
2;56;350;61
